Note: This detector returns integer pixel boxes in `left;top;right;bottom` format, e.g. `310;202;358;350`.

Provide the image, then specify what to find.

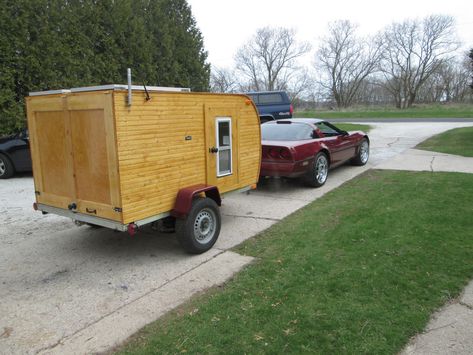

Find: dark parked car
260;119;369;187
246;91;293;123
0;129;32;179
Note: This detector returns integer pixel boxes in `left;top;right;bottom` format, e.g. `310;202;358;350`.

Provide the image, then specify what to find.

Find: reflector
127;223;138;236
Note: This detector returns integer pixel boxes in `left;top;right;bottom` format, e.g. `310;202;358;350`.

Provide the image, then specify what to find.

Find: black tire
0;153;14;179
304;152;329;188
351;138;370;166
175;198;221;254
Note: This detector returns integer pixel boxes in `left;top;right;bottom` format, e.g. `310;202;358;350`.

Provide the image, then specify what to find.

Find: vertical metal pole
127;68;132;106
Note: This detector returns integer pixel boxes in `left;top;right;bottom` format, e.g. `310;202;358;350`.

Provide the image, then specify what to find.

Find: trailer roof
29;84;191;97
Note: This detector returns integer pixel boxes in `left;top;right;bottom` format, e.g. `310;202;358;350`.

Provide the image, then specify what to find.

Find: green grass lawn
117;170;473;355
290;120;372;133
331;123;371;133
295;104;473;119
416;127;473;157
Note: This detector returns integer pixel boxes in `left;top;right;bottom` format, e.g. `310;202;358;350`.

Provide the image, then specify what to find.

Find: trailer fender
172;184;221;219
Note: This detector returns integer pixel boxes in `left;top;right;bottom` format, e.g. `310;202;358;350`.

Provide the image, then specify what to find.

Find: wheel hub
193;209;216;244
360;142;369;163
0;160;5;175
316;156;328;183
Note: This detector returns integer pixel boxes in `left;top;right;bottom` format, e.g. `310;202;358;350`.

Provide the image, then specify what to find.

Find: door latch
209;147;219;153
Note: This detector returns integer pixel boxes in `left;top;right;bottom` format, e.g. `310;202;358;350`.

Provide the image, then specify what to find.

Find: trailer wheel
176;197;221;254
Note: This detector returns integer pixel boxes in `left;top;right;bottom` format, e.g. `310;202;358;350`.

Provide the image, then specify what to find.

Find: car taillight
267;147;292;160
268;148;280;159
289;104;294;115
279;148;292;160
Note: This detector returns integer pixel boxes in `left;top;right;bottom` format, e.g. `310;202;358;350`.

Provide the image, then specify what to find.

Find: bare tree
277;68;313;102
416;59;472;103
379;15;459;108
235;27;310;91
210;67;238;93
314;20;381;108
447;55;473;103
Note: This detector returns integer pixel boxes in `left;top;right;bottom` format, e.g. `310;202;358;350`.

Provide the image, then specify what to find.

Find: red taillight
127;223;138;236
279;148;291;160
266;147;292;160
33;202;38;211
289;104;294;115
269;148;280;159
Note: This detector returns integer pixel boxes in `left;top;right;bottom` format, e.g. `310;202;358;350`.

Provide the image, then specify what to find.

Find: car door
316;122;356;164
10;130;32;171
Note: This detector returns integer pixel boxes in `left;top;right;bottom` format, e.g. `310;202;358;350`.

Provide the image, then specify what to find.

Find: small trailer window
216;117;232;177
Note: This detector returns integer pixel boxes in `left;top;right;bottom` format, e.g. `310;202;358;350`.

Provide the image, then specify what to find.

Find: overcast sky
187;0;473;69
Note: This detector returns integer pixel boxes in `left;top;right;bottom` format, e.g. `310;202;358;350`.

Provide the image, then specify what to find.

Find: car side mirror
18;130;28;140
312;130;319;138
340;130;348;136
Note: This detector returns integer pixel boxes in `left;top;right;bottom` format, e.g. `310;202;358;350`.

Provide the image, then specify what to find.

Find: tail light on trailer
127;223;138;236
290;104;294;115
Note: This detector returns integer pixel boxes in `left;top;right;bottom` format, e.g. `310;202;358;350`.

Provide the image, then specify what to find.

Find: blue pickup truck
246;91;293;123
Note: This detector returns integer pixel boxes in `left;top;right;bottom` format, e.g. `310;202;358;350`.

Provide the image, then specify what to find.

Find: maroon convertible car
260;119;369;187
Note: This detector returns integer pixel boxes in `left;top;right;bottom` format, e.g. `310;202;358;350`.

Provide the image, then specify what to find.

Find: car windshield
261;123;313;141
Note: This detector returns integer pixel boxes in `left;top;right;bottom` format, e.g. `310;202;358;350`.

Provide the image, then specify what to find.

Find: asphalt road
1;121;473;354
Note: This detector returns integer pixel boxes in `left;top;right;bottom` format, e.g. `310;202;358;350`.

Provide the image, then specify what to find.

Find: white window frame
215;117;232;177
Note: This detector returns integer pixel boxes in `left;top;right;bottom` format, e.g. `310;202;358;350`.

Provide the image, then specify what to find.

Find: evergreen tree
0;0;209;134
469;49;473;90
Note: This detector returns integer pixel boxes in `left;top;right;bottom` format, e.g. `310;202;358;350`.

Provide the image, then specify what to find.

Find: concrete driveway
1;121;472;354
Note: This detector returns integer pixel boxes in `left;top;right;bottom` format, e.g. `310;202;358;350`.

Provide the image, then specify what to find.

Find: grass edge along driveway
329;122;372;133
295;104;473;119
117;170;473;355
416;126;473;157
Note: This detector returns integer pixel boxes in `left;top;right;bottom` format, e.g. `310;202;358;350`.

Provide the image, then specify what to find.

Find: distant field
295;104;473;119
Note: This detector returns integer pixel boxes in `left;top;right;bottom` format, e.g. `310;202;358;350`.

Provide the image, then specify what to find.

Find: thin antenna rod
127;68;132;106
143;80;151;101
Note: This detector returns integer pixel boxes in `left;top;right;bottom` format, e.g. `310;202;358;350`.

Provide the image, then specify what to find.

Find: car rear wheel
175;197;221;254
351;138;369;166
305;152;329;187
0;153;14;179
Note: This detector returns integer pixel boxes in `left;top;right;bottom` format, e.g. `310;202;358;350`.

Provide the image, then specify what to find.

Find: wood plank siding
113;91;260;223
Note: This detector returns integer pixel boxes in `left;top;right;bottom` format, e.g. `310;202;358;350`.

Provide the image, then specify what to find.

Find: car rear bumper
260;158;312;178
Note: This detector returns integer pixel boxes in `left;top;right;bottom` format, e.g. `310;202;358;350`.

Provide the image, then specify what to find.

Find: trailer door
27;95;76;209
204;106;239;191
27;92;122;222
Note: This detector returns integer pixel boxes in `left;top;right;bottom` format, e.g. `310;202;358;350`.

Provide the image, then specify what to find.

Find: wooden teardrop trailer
26;85;261;253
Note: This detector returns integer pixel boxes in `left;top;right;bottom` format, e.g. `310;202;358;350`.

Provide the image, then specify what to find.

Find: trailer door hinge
35;190;41;195
114;207;122;212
